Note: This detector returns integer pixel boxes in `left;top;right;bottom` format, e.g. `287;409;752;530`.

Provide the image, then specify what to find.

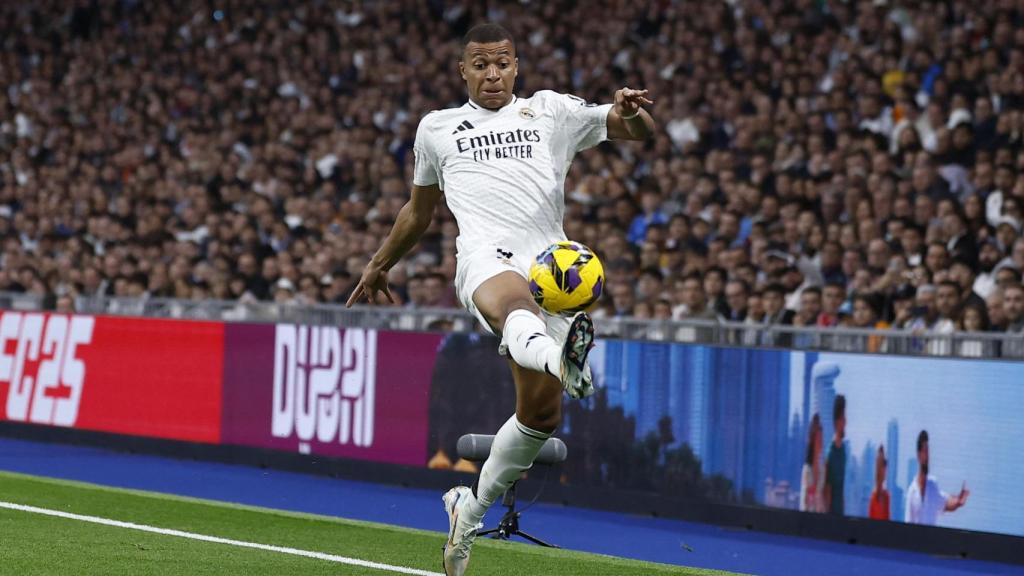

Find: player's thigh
508;359;562;432
472;271;541;334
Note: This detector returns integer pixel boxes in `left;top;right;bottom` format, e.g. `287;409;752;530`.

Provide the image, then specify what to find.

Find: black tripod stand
476;480;559;547
456;433;568;548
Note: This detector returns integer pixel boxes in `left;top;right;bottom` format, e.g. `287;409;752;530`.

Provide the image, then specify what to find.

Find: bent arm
369;183;443;271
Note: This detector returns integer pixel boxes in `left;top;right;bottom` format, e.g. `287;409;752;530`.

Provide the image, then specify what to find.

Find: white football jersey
413;91;612;257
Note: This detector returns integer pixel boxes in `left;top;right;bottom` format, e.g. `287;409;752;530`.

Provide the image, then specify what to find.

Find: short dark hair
938;279;961;296
764;283;786;297
917;429;929;452
802;286;822;298
463;23;514;48
998;267;1023;284
950;255;976;275
726;278;749;294
833;394;846;422
641;266;664;281
824;280;846;293
705;266;727;281
853;292;880;316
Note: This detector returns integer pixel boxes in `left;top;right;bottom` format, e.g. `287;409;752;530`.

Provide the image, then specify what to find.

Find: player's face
460;40;517;109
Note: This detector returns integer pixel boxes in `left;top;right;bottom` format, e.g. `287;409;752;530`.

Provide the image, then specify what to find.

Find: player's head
460;22;518;110
833;394;846;439
805;413;822;466
875;445;887;488
917;429;930;473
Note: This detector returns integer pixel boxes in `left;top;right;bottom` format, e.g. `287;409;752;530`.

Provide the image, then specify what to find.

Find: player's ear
459;61;466;81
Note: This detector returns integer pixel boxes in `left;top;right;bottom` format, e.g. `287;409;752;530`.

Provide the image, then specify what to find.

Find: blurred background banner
221;323;441;466
0;310;223;442
585;341;1024;536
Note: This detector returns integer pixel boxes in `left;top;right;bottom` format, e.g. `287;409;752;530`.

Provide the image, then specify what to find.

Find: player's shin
463;415;550;524
502;309;562;377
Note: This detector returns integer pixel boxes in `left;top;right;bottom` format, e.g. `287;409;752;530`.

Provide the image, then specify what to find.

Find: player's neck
467;94;516;111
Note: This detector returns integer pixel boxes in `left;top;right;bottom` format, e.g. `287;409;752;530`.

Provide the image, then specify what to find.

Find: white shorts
454;243;572;348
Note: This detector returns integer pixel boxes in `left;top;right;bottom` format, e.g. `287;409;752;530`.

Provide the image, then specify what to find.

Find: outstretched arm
346;183;443;306
607;87;655;141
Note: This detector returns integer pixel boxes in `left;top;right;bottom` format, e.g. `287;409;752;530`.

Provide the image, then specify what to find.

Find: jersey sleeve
929;480;950;512
549;92;613;153
412;114;443;190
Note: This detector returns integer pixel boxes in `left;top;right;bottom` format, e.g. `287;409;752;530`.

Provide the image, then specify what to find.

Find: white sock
462;415;551;525
502;309;562;377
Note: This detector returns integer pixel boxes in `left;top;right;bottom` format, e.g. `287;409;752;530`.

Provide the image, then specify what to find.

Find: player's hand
614;87;653;118
958;483;970;507
346;262;395;307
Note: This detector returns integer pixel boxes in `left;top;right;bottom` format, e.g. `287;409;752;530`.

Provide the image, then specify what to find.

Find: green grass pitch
0;471;744;575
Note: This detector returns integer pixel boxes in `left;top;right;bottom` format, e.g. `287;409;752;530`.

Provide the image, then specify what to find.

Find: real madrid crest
519;107;536;119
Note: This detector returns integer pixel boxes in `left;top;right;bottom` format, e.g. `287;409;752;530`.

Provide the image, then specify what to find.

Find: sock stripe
514;418;552;441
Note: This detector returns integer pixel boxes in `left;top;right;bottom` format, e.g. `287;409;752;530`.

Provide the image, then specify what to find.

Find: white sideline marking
0;501;444;576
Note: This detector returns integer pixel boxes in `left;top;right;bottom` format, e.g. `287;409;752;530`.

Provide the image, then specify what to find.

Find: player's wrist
619;108;640;120
369;255;392;272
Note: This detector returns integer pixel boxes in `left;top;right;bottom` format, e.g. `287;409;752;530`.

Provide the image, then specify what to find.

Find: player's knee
520;408;560;434
518;395;561;433
501;298;540;328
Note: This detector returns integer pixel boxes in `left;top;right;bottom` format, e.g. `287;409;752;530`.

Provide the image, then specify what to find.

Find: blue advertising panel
585;341;1024;536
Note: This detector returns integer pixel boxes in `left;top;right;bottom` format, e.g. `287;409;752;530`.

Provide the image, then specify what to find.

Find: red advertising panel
221;324;441;466
0;311;223;443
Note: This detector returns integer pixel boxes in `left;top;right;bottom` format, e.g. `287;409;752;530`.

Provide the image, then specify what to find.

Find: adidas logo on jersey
451;120;475;134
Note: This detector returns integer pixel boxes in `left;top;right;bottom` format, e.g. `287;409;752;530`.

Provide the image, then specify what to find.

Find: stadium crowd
3;0;1024;348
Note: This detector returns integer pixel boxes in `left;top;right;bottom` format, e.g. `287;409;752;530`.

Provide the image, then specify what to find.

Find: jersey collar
466;95;518;112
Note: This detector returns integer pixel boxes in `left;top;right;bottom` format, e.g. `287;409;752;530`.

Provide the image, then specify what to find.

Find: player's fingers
383;284;396;304
345;284;364;308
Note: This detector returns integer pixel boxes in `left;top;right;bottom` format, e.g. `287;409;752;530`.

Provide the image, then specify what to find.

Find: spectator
1004;284;1024;334
721;279;748;322
794;287;823;328
627;190;668;246
818;283;846;328
703;267;728;316
891;284;918;331
957;303;993;358
944;209;978;270
995;265;1023;293
674;274;716;322
987;289;1007;332
948;258;985;311
638;267;665;303
850;293;890;353
973;240;1003;298
760;283;794;347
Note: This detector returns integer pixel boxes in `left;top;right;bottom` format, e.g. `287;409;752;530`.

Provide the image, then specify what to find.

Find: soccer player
906;430;969;525
346;22;654;575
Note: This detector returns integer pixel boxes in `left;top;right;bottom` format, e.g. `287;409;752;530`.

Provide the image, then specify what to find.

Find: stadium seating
2;0;1024;342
